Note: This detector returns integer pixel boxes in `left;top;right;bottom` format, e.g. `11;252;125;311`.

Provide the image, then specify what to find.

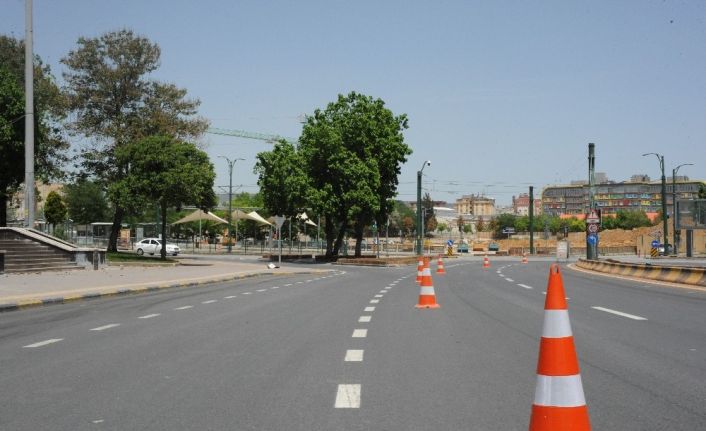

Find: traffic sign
586;209;601;224
587;233;598;245
587;224;599;234
502;227;515;234
273;216;286;229
447;239;454;247
651;239;660;248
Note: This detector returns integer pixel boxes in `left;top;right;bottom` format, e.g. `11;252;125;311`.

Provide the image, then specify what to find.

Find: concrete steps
0;239;83;273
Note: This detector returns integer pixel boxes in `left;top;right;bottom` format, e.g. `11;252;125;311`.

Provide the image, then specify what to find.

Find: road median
575;258;706;288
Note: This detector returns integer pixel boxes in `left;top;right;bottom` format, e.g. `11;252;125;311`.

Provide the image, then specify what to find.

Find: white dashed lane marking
224;295;236;299
201;300;217;304
90;324;120;331
518;284;533;290
364;306;375;312
592;306;648;321
374;294;383;298
284;284;292;286
138;313;160;319
242;292;252;295
271;286;280;289
23;338;63;348
352;329;368;338
335;384;361;408
358;316;372;323
505;278;514;282
175;305;193;310
345;349;364;362
256;289;267;292
370;299;379;304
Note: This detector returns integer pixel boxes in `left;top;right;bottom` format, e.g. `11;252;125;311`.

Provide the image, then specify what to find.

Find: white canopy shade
172;209;228;225
246;211;273;226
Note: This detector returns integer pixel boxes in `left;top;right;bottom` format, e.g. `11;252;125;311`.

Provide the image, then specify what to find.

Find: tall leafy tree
63;179;109;225
43;190;67;232
699;183;706;199
62;29;207;251
0;36;69;226
110;136;216;259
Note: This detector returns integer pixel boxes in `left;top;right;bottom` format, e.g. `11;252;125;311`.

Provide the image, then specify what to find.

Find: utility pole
24;0;35;228
587;144;597;260
529;186;534;255
416;160;431;255
672;163;693;256
219;156;244;253
643;152;668;254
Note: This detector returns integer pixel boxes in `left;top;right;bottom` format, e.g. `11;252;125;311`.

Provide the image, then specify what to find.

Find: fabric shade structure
230;209;273;226
298;212;317;227
172;209;228;225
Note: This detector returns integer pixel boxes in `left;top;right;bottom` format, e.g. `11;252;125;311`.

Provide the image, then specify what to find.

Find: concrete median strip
0;268;333;313
574;259;706;290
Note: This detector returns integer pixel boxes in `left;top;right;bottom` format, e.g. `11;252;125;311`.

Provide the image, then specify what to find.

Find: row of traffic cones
412;256;590;429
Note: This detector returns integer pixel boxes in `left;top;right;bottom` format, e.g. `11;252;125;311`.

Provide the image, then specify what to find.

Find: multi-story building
455;194;495;217
512;193;542;216
542;176;706;218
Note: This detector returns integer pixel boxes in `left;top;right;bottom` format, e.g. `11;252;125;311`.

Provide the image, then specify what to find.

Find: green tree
110;136;216;259
44;191;67;232
491;213;517;238
62;29;207;251
698;183;706;199
422;192;436;236
254;140;308;217
475;216;485;233
63;180;109;225
0;36;69;226
437;222;448;234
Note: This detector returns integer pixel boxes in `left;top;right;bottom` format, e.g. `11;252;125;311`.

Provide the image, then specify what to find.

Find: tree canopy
63;179;109;225
44;191;67;230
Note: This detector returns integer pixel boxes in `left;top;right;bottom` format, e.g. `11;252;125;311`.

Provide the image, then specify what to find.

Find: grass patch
107;251;177;263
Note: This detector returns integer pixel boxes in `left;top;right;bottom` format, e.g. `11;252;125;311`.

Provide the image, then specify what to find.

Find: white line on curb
592;306;648;321
23;338;63;348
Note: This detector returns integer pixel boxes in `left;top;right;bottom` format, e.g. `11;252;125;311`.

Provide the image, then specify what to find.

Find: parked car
134;238;180;256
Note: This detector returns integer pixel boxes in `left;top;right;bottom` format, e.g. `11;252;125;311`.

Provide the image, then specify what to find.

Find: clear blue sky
4;0;705;205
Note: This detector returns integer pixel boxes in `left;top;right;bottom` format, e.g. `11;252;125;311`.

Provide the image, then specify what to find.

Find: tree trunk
107;206;125;252
324;215;335;257
160;201;167;260
354;221;364;257
0;193;7;227
332;220;347;256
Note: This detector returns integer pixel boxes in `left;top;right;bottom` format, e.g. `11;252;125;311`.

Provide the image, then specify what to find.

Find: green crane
207;127;297;144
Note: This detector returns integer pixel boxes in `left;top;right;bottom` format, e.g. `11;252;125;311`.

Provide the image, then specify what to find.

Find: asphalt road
1;257;704;430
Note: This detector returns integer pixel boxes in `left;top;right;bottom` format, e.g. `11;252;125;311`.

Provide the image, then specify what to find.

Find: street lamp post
218;156;244;253
416;160;431;255
672;163;693;256
643;153;669;254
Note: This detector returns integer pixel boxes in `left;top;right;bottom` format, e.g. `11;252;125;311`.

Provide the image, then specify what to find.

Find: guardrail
576;259;706;287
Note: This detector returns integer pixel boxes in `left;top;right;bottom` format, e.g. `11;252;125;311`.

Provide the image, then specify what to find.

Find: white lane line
345;349;364;362
138;313;160;319
374;294;384;298
90;324;120;331
271;286;280;289
224;295;237;299
352;329;368;338
256;289;267;292
296;281;304;284
505;278;514;282
358;316;372;323
175;305;193;310
284;284;292;286
306;280;313;283
591;306;648;321
364;306;375;312
335;384;361;408
202;300;217;304
369;299;379;304
23;338;63;348
496;270;501;274
242;292;252;295
379;290;387;293
517;284;533;290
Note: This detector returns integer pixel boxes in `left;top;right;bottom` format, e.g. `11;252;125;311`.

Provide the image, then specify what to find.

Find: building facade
542;178;706;217
512;193;542;216
455;194;495;217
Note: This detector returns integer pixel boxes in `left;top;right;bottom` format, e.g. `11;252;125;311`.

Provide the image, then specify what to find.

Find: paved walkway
0;257;329;310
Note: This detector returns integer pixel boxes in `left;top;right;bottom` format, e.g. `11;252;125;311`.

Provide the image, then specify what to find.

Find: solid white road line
369;299;379;304
352;329;368;338
358;316;372;323
518;284;533;290
23;338;63;348
335;384;361;408
138;313;160;319
591;306;648;321
90;324;120;331
202;300;217;304
345;349;364;362
175;305;193;310
364;306;375;312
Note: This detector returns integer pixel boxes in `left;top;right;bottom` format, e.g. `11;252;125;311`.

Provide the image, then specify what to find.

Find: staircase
0;237;84;273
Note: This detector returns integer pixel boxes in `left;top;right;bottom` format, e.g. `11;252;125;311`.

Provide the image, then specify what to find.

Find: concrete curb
0;269;332;313
575;258;706;288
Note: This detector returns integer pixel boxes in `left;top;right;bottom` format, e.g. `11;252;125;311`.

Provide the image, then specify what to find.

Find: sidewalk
0;258;330;312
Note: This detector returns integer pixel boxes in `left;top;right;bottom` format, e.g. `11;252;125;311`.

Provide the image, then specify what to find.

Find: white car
135;238;180;256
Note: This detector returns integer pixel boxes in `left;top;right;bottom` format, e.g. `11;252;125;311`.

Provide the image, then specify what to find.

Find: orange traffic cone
483;255;490;269
529;264;590;431
415;257;424;284
415;262;440;309
436;254;446;274
522;253;528;264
